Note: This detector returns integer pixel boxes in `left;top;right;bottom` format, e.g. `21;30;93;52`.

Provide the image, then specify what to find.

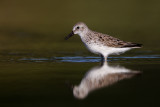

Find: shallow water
0;50;160;107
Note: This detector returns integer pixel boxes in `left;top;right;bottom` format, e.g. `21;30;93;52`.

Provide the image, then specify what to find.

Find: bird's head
65;22;88;40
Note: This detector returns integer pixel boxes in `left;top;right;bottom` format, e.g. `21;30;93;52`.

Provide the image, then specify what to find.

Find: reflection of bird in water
73;62;140;99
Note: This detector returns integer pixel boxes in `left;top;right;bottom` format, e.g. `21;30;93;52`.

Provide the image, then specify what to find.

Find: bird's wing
96;32;142;48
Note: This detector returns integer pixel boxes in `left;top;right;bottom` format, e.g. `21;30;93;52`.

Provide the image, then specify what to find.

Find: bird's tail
122;43;143;48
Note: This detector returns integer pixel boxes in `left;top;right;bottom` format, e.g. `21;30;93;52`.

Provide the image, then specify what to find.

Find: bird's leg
100;55;104;66
104;56;107;62
100;54;104;61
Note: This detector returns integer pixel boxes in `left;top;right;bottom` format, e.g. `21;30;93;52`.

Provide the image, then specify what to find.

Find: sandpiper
65;22;142;61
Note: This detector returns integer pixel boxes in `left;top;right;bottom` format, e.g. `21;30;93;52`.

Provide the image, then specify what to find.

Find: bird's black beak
65;31;74;40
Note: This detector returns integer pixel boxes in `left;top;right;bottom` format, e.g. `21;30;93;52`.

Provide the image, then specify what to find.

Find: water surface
0;50;160;107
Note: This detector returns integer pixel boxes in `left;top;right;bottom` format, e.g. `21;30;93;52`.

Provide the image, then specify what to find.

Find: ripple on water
18;55;160;63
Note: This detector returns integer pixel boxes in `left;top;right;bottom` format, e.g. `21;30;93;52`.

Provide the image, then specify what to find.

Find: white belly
85;43;130;57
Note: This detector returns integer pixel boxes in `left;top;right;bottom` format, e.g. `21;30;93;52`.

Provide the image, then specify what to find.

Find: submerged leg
100;55;105;66
100;54;104;62
100;55;108;65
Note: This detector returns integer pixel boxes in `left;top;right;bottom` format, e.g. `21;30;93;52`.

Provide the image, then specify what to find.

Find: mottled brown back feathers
85;30;142;48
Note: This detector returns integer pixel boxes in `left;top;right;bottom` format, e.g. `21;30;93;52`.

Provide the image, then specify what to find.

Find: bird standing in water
65;22;142;62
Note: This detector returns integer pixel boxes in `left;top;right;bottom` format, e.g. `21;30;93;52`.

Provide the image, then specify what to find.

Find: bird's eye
77;26;80;29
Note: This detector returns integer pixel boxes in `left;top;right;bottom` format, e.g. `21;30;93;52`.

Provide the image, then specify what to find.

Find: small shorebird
65;22;142;61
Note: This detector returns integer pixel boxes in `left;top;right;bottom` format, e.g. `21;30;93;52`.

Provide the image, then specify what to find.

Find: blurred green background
0;0;160;52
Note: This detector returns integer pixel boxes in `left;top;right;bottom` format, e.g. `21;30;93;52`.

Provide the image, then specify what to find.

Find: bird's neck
79;32;88;42
79;29;91;38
